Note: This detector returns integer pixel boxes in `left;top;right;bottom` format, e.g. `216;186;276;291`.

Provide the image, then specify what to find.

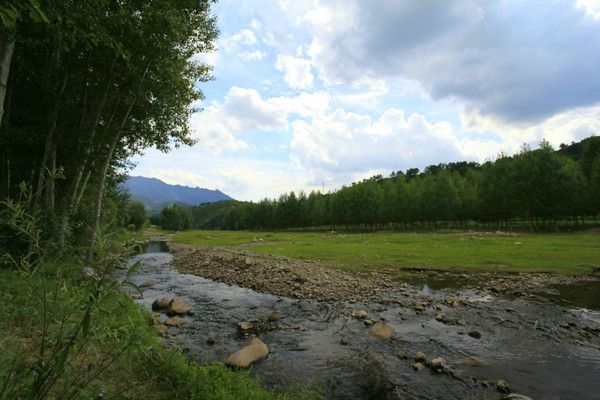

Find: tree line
0;0;217;258
165;138;600;232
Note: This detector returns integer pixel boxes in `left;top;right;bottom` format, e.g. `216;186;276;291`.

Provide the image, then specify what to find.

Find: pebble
496;379;510;393
414;351;427;362
267;311;282;322
468;330;482;339
412;362;426;371
352;310;368;319
429;357;446;369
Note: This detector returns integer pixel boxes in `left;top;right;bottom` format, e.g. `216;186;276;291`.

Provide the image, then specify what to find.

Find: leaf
82;309;91;338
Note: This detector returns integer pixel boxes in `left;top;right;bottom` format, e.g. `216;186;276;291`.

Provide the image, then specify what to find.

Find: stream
126;242;600;400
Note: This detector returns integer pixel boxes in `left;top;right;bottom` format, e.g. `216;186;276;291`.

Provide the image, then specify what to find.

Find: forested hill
167;137;600;232
122;176;233;213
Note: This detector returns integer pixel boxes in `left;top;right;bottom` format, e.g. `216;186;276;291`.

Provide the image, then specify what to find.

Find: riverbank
166;229;600;274
130;240;600;399
0;249;319;400
169;243;599;304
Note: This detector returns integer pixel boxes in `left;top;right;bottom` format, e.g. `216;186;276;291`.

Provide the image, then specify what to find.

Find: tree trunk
0;27;15;129
45;142;56;211
84;131;121;264
85;63;149;263
56;53;117;248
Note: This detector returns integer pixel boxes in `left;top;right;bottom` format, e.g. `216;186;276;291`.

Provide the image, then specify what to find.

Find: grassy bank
168;229;600;274
0;256;320;400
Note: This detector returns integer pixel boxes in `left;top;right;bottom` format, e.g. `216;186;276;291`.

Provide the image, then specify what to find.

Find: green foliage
126;200;147;231
1;0;218;255
160;204;192;231
185;138;599;232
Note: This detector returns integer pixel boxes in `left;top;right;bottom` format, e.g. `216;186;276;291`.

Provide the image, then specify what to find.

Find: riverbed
126;242;600;400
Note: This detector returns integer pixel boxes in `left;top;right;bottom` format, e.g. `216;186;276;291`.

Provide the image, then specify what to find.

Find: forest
0;0;217;256
164;137;600;232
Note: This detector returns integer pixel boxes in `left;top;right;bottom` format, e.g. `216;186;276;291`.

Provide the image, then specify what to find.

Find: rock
363;319;375;326
152;296;173;311
352;309;368;319
496;379;510;393
245;257;253;266
80;267;98;280
206;336;216;345
455;356;488;366
224;336;269;368
340;337;350;345
164;316;187;327
168;297;192;315
395;349;407;359
435;313;446;322
413;305;425;312
503;394;533;400
139;280;156;288
267;311;282;322
429;357;446;369
238;321;253;331
414;351;427;362
412;362;426;371
368;323;394;340
155;324;168;336
468;330;482;339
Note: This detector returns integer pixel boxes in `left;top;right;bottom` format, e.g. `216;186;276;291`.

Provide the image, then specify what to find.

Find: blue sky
131;0;600;200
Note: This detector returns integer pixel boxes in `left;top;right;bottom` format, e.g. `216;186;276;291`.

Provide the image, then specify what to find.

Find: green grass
170;230;600;274
0;258;321;400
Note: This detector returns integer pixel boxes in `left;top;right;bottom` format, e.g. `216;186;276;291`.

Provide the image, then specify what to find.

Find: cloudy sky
131;0;600;200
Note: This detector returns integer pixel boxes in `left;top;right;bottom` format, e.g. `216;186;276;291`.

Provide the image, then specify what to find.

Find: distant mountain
122;176;233;213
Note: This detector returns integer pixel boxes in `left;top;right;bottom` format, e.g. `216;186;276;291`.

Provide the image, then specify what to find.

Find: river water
126;244;600;400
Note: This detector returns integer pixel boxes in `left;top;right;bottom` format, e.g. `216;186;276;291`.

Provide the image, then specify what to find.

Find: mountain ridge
121;176;234;213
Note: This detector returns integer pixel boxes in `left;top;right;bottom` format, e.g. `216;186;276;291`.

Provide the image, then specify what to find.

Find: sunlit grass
170;230;600;274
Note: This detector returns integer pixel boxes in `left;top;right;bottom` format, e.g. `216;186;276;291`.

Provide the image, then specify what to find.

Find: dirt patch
169;243;399;302
169;242;598;305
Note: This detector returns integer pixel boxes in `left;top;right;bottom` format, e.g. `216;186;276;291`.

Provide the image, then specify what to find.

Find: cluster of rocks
150;296;193;334
170;244;397;302
409;351;531;398
351;309;395;340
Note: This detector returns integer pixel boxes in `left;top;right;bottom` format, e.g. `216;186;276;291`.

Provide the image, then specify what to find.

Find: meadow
170;229;600;274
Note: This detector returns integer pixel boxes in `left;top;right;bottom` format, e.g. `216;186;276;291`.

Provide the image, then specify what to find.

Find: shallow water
126;244;600;400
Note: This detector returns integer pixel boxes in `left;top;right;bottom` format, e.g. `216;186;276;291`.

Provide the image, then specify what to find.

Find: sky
131;0;600;201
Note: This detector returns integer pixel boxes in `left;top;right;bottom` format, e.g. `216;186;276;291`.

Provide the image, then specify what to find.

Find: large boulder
368;323;394;340
152;296;173;311
168;297;192;315
224;336;269;368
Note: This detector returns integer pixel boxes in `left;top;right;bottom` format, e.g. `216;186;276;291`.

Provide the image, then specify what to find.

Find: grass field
168;229;600;274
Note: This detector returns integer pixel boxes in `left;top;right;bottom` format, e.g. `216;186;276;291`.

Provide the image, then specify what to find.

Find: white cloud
190;108;251;154
461;105;600;150
220;28;257;52
289;107;487;177
577;0;600;18
143;168;209;189
275;54;314;89
239;50;266;61
222;87;289;131
302;0;600;123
